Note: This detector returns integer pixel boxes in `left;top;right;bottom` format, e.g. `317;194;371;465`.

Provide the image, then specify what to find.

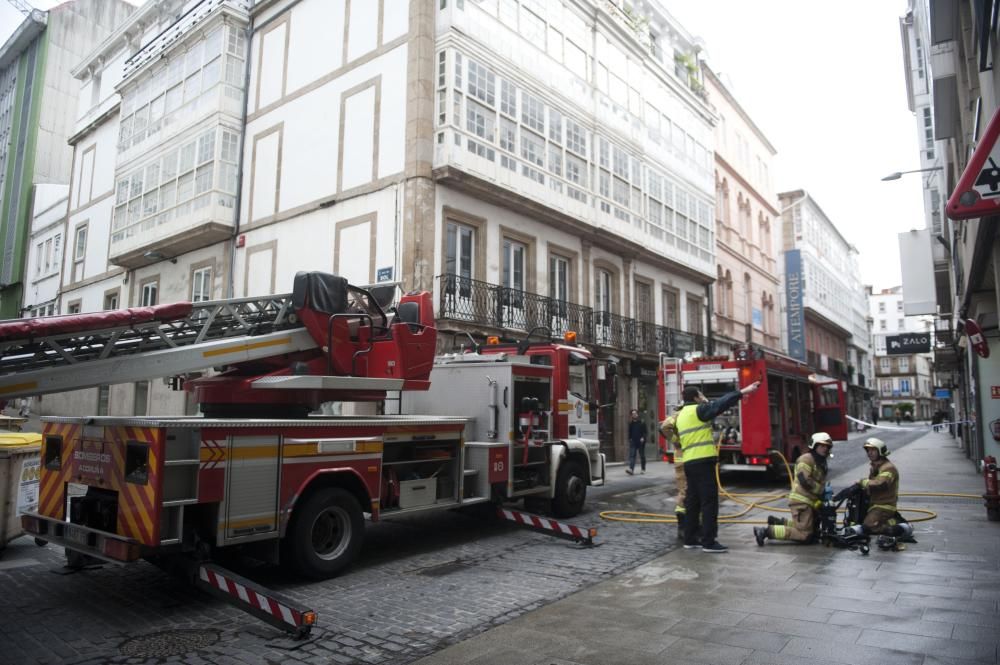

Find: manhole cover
119;629;219;657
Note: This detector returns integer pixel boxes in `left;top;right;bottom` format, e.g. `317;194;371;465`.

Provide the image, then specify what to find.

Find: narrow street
0;424;957;665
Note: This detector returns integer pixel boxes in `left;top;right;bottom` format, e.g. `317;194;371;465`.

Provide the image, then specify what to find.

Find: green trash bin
0;433;42;551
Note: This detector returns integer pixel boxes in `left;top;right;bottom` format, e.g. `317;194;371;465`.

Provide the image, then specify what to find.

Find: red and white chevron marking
199;565;307;629
497;507;595;544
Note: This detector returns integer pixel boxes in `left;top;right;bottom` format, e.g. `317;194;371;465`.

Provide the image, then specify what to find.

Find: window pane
197;131;216;163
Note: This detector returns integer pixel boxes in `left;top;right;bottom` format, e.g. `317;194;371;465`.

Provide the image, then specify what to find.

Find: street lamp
880;167;943;181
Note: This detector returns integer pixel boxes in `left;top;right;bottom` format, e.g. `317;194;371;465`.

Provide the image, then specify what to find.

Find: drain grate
119;629;219;657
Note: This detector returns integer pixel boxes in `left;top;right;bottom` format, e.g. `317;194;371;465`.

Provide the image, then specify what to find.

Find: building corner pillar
401;0;437;293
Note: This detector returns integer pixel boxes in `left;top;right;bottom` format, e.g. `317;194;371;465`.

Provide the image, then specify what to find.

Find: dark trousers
683;459;718;546
628;440;646;471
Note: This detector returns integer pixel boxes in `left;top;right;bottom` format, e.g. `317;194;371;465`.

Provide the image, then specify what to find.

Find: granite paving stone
857;628;998;662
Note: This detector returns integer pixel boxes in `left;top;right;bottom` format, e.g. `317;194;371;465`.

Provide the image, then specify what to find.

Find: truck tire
283;487;364;579
552;459;586;517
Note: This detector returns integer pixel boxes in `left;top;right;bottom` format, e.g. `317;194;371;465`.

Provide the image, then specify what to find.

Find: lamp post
880;167;943;181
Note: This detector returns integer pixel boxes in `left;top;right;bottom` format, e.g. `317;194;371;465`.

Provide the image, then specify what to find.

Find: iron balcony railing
436;274;705;356
934;317;955;346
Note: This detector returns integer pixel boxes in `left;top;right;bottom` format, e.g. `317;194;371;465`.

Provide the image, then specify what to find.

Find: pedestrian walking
678;380;761;553
893;408;901;426
626;408;646;475
870;407;879;426
754;432;833;546
659;407;686;539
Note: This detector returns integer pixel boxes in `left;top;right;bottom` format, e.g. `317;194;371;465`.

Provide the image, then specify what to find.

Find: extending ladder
0;294;313;399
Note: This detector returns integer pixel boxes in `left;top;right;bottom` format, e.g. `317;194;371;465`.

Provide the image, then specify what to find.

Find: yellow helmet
863;437;889;457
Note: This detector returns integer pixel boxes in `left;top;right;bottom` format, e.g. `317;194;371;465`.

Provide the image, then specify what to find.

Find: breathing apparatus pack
816;483;871;554
817;484;917;554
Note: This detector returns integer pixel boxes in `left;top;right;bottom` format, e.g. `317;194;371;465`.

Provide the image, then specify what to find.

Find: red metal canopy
947;106;1000;221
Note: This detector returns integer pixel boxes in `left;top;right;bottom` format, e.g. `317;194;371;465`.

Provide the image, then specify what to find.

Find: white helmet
863;437;890;457
809;432;833;450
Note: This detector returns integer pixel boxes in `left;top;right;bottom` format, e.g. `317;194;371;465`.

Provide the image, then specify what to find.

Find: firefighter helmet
863;437;890;457
809;432;833;450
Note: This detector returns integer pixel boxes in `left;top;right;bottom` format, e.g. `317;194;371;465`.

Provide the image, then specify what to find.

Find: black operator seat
292;272;349;316
395;300;427;333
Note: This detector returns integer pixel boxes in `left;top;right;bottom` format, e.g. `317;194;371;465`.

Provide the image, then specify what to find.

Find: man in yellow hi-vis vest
679;380;761;553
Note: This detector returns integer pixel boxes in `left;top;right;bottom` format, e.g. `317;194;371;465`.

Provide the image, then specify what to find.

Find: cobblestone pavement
0;462;685;665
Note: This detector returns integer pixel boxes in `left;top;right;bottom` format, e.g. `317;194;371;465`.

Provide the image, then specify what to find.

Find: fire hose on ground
600;450;979;526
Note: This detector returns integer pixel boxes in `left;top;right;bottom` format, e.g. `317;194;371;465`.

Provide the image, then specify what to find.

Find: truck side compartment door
223;435;280;544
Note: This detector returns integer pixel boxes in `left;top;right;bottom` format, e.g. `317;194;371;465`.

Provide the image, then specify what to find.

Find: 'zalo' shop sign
784;250;806;362
885;333;931;355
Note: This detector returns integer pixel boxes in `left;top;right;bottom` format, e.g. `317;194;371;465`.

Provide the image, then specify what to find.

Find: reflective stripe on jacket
659;415;682;462
676;403;715;463
862;458;898;511
788;451;826;509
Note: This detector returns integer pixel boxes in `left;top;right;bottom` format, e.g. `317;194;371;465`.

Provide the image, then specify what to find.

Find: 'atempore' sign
785;250;806;362
885;333;931;355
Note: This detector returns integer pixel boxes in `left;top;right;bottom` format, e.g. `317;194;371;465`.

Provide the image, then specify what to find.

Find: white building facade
870;285;938;421
704;67;780;354
236;0;717;458
24;184;68;318
778;190;873;421
42;0;249;419
39;0;719;458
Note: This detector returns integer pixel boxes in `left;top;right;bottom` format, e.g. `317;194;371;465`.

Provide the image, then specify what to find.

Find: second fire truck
658;344;847;475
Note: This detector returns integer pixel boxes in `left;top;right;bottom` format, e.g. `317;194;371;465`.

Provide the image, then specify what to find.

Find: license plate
64;525;92;547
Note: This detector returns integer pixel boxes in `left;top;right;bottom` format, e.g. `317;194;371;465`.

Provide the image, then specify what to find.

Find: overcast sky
2;1;921;290
668;0;924;291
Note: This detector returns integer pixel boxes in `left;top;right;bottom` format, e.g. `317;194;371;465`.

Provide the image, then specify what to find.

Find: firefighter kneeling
754;432;833;546
837;437;914;549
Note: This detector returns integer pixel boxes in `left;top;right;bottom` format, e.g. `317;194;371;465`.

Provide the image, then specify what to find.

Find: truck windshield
567;352;591;401
697;381;740;441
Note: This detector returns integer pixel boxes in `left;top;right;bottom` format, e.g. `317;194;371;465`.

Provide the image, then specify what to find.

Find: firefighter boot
754;526;768;547
767;515;786;527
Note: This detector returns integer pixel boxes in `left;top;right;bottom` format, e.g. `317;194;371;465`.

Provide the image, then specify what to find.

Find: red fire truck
657;344;847;475
0;272;606;636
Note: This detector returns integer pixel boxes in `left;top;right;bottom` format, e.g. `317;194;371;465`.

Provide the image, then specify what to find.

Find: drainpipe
705;283;714;355
227;10;255;298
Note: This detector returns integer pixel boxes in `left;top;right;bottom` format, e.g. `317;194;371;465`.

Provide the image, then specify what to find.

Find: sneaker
640;469;645;474
625;468;634;475
702;541;728;553
753;527;767;547
767;515;785;527
682;541;701;549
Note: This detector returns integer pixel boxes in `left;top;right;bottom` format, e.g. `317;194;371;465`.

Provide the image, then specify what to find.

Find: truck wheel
552;459;586;518
283;488;364;579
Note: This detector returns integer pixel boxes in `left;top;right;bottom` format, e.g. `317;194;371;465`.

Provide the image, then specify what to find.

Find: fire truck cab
472;334;616;443
658;344;847;474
